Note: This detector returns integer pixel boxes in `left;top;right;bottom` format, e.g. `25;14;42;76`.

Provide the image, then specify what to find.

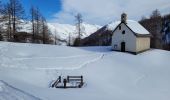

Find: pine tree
150;9;162;49
30;6;52;44
30;6;36;43
140;9;162;49
150;9;161;18
3;0;25;41
54;29;57;45
74;13;84;46
41;16;48;44
3;3;12;40
162;15;170;50
0;0;4;40
11;0;25;41
35;7;40;39
30;7;41;43
75;13;83;39
68;33;71;46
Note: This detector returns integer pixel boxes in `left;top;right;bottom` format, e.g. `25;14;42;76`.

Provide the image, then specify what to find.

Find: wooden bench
51;76;61;88
51;76;84;88
67;76;84;88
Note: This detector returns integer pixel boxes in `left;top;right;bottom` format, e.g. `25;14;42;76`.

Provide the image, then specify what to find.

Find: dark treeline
0;0;53;44
139;9;170;50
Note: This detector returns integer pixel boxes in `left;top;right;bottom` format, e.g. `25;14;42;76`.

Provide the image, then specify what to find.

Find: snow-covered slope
0;42;170;100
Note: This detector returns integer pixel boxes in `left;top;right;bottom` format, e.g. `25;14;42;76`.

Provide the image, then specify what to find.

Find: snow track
37;53;105;70
0;42;105;70
13;53;101;60
73;53;105;70
1;53;104;70
134;75;147;86
0;80;41;100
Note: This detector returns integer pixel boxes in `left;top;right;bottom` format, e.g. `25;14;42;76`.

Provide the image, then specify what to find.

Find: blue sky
22;0;62;20
2;0;62;21
2;0;170;25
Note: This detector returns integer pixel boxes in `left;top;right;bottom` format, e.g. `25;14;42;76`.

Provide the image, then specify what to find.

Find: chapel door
121;42;125;52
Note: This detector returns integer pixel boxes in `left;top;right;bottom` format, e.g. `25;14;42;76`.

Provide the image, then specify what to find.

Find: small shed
111;13;151;54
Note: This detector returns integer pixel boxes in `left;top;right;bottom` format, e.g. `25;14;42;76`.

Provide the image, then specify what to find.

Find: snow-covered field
0;42;170;100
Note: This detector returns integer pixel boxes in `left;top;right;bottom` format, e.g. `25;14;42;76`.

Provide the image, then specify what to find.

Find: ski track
0;80;42;100
37;53;105;70
74;53;105;70
0;42;105;70
13;53;100;60
0;43;104;71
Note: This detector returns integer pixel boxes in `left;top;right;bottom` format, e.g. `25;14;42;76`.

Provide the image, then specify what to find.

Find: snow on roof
107;20;150;35
127;20;150;35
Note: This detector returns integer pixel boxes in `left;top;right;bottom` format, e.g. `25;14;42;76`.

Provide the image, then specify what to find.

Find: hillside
80;21;120;46
0;42;170;100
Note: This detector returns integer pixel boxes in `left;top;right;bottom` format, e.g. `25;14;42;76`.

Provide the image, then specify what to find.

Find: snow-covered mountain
17;21;101;45
48;23;101;39
47;23;101;45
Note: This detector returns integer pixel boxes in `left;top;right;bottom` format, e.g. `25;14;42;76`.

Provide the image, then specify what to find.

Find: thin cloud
50;0;170;25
